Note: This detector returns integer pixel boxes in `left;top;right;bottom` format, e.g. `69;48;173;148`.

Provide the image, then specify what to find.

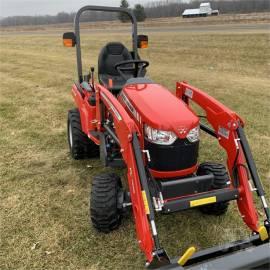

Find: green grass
0;30;269;270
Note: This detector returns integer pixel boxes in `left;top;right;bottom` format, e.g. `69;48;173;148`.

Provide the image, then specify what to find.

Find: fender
71;84;97;140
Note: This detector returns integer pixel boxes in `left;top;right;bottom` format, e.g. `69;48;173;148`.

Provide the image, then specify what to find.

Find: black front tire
197;162;230;215
67;109;99;160
90;173;123;233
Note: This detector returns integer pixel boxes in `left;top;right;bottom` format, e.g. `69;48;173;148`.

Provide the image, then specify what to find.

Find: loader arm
94;84;168;264
176;81;270;233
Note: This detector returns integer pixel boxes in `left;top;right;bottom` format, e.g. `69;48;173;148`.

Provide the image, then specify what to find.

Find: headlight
144;124;177;145
187;125;200;143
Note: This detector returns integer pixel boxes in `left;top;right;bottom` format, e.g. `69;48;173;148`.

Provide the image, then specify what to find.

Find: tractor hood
121;82;199;138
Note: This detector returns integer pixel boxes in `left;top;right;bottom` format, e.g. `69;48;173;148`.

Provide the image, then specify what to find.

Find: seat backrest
98;42;132;77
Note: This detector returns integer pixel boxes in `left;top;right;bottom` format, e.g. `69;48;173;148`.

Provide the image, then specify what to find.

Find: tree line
0;11;117;27
0;0;269;27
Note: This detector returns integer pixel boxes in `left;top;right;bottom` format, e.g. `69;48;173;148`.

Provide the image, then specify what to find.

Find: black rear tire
90;173;123;233
67;109;99;159
197;162;230;215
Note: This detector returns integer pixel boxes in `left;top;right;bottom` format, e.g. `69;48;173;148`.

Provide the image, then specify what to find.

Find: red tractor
63;6;269;269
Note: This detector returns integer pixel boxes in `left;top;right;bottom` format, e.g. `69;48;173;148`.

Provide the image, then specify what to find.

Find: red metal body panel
72;85;99;144
122;83;199;136
149;165;198;179
176;82;259;232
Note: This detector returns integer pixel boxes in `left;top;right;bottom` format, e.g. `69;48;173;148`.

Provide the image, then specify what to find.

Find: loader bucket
157;234;270;270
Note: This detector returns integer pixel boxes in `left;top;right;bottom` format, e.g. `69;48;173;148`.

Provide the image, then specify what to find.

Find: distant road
140;23;270;33
1;23;269;36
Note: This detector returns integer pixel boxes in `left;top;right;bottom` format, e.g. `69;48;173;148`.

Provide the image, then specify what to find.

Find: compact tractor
63;6;269;269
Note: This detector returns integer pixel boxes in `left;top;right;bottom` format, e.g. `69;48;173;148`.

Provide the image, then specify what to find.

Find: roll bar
74;6;138;83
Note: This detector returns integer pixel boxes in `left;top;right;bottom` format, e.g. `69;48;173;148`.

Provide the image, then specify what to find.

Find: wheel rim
69;121;73;148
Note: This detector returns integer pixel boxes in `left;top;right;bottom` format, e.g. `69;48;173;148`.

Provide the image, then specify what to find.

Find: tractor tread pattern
90;173;122;233
197;162;230;215
68;109;99;159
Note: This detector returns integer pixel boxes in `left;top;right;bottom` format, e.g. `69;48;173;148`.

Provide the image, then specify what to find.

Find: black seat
98;42;133;94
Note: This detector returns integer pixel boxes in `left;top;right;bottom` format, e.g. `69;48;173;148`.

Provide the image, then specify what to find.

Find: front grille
144;139;199;172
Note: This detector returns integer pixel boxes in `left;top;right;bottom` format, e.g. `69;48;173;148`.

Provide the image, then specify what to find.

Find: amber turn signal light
63;32;76;47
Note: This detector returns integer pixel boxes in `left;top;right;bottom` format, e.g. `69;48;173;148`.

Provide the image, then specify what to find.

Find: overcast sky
0;0;153;17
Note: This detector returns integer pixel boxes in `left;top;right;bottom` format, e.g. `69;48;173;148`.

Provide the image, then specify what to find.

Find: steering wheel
115;60;149;80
